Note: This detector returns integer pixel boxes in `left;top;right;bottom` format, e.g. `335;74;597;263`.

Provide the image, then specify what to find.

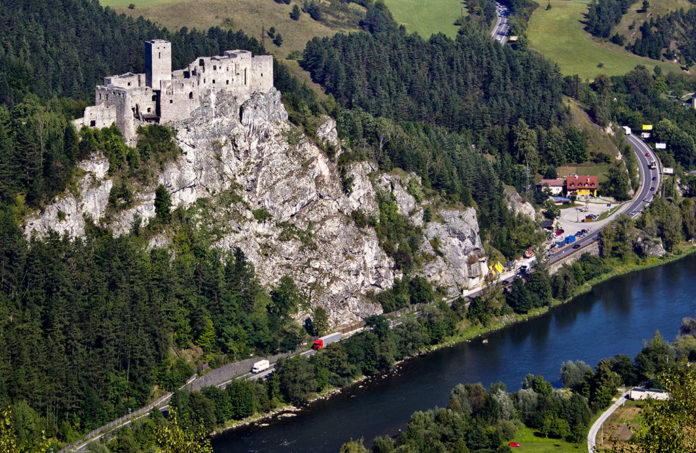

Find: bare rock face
421;209;487;296
24;88;487;325
376;173;424;227
634;235;666;258
504;186;536;221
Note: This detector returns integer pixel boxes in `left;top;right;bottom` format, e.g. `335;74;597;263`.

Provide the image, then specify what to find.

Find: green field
509;426;587;452
383;0;463;38
527;0;680;79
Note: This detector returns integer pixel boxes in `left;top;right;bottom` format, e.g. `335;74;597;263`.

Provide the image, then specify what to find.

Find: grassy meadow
527;0;680;79
383;0;463;38
509;426;587;452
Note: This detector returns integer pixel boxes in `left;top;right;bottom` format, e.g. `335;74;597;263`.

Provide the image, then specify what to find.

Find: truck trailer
251;359;270;373
312;332;343;350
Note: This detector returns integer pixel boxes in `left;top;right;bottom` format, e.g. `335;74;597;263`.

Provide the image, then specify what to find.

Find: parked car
555;229;564;236
572;244;581;249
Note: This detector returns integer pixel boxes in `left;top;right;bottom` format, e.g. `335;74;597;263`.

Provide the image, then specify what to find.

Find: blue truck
565;235;576;245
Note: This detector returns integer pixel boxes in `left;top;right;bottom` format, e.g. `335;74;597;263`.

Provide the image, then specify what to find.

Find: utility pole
525;161;530;201
261;25;265;48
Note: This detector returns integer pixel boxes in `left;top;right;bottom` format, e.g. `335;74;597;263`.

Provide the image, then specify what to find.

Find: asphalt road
549;133;661;264
491;2;510;45
587;390;629;452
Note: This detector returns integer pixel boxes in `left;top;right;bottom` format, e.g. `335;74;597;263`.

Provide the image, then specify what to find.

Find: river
213;254;696;452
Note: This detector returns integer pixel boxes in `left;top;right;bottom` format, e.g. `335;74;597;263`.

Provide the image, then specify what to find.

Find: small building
538;178;565;196
629;387;669;401
540;219;554;230
566;175;598;197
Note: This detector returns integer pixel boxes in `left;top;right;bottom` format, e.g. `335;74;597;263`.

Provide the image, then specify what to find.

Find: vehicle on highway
650;187;655;191
643;198;650;202
312;332;343;350
572;244;581;249
252;359;270;373
565;235;576;245
652;176;656;180
645;152;650;157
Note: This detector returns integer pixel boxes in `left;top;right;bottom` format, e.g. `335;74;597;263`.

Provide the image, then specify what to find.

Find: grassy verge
527;0;680;79
510;426;586;452
566;98;620;159
382;0;464;38
557;163;610;182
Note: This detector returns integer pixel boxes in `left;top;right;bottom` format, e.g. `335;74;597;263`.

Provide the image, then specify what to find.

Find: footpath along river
213;254;696;452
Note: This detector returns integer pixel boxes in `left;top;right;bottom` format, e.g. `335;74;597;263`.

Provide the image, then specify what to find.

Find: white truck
251;359;270;373
622;126;632;135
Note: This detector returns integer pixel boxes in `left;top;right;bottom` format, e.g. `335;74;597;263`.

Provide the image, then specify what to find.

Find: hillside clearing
383;0;463;38
566;98;620;159
509;426;587;452
102;0;359;60
527;0;680;79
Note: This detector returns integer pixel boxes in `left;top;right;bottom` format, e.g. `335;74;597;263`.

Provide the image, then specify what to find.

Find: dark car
652;176;657;181
572;244;581;249
650;187;655;191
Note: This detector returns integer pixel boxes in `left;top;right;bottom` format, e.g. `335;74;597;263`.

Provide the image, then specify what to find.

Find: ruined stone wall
251;55;273;93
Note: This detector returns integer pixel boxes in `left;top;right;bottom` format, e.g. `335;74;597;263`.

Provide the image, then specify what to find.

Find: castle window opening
199;59;204;66
213;65;217;70
226;80;229;85
213;79;216;84
189;92;193;99
90;120;96;127
169;100;173;103
159;52;161;59
152;95;157;101
147;107;151;112
128;82;131;86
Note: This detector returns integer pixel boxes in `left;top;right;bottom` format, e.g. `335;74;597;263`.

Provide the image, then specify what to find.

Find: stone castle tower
145;39;172;89
74;39;274;144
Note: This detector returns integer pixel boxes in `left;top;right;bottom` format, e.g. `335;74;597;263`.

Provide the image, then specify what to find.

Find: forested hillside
585;0;636;38
0;0;265;104
631;8;696;64
302;24;565;140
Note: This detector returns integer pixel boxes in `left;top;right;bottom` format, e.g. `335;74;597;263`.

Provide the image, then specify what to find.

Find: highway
549;133;661;264
491;2;510;45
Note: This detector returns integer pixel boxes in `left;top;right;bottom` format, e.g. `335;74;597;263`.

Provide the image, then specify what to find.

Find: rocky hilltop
25;89;488;326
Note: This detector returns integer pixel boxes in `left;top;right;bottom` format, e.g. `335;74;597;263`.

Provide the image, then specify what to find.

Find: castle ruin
74;39;273;144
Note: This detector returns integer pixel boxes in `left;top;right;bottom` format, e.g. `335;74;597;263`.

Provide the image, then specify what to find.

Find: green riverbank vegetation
340;315;696;452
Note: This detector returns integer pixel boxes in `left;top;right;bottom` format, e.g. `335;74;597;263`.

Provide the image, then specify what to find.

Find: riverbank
202;245;696;443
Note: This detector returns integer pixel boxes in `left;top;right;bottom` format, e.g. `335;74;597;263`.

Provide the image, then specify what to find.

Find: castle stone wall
74;40;273;144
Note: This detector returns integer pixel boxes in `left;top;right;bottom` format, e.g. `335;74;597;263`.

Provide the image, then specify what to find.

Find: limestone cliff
24;89;487;325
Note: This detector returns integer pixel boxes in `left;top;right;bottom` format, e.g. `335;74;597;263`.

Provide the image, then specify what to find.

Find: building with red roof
565;175;598;197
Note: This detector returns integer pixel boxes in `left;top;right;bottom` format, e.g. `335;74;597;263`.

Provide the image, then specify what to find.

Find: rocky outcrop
420;209;487;296
504;186;536;221
634;235;666;258
24;88;487;325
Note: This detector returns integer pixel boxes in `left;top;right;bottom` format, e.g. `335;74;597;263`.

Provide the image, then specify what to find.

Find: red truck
312;332;343;350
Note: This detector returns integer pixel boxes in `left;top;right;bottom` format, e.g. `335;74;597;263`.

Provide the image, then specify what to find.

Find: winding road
588;390;629;452
549;133;662;264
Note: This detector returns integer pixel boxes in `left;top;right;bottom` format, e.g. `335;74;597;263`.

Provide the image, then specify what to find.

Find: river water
213;254;696;452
